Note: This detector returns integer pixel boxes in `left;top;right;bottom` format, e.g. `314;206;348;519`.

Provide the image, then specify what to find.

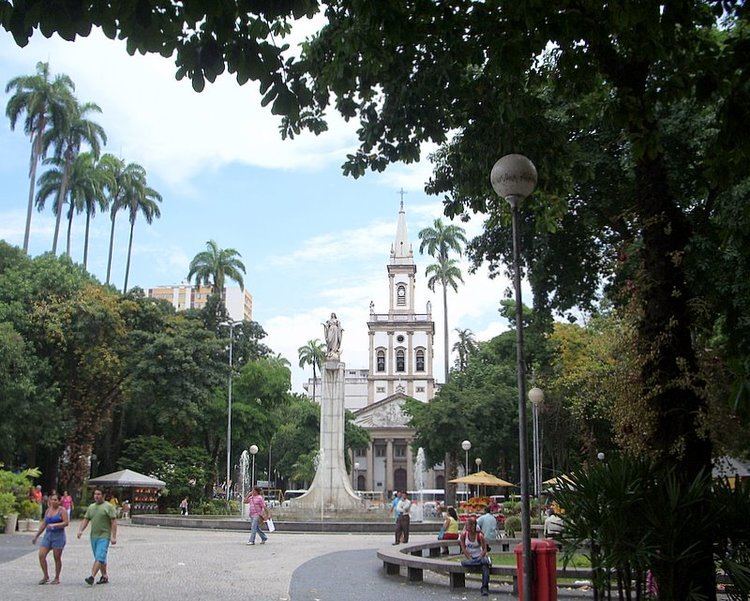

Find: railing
369;313;431;322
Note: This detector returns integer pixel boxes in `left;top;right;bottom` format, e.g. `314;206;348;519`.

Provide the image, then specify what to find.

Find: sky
0;29;526;392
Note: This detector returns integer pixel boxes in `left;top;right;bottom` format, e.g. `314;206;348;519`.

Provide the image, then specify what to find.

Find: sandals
38;578;49;585
50;579;60;585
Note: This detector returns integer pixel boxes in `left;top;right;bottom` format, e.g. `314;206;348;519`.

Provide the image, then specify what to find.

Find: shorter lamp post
597;452;605;461
354;462;360;491
475;457;482;473
528;387;544;511
461;440;471;497
249;444;259;488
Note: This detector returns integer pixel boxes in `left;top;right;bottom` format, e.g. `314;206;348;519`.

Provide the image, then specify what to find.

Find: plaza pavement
1;522;588;600
0;521;445;600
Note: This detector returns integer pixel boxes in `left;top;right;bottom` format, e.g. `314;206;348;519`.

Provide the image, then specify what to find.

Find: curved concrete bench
377;539;592;591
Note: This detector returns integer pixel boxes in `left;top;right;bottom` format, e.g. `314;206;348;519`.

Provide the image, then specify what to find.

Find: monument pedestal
292;360;362;511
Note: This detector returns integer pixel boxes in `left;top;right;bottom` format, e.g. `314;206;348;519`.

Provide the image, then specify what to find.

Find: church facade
350;203;444;494
303;203;445;494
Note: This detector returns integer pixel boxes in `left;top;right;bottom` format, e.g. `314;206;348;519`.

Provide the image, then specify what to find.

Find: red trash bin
514;539;558;601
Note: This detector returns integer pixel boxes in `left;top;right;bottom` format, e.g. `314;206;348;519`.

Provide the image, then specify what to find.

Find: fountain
239;450;250;517
411;447;427;522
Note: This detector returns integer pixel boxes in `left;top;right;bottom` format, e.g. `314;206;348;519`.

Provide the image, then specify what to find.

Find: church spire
390;196;414;265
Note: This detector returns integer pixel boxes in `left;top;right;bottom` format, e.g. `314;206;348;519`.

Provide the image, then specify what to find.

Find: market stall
88;469;166;516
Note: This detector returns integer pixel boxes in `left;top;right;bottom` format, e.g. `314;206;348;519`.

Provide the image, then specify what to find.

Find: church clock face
397;285;406;305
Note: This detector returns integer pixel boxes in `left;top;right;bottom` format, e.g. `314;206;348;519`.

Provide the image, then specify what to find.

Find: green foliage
187;240;245;294
118;436;210;509
503;516;521;537
0;467;40;517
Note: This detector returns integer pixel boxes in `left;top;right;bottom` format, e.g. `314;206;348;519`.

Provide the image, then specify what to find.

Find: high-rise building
147;283;253;322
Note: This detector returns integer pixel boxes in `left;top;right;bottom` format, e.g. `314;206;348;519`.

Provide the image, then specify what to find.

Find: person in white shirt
477;506;498;541
393;491;412;544
543;508;564;539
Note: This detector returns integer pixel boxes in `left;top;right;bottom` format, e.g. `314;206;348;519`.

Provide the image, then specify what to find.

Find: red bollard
514;539;558;601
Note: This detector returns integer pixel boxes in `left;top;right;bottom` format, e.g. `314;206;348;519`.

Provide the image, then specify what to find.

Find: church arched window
396;349;405;372
376;349;386;372
397;284;406;306
415;348;425;372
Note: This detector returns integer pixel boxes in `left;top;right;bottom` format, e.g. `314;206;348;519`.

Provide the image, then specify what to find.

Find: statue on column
323;313;343;360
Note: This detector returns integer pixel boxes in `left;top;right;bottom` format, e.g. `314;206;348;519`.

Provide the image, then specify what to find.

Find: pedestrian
32;492;69;585
245;486;268;545
77;488;118;586
394;491;412;545
459;517;491;597
30;485;43;519
121;500;130;520
477;505;498;541
179;497;189;516
60;490;74;521
543;507;564;540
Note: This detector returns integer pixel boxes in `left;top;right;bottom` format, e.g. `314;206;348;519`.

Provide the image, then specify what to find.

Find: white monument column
292;315;362;511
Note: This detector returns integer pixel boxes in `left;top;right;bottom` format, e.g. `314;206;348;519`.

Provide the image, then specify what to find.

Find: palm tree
100;155;147;285
418;219;467;383
187;240;246;297
418;219;467;263
452;328;478;371
35;152;107;262
5;61;75;252
426;256;465;382
43;99;106;255
298;339;326;403
79;156;112;269
122;179;162;293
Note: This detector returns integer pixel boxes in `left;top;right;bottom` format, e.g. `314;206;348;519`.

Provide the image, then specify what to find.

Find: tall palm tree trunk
312;361;317;404
65;201;74;256
105;213;117;285
23;130;43;253
51;165;71;254
83;211;91;269
123;218;135;293
442;280;450;384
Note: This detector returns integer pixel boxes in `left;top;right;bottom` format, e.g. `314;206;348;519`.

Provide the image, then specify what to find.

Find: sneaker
260;540;266;544
85;576;95;586
246;541;255;546
481;587;489;597
97;576;108;585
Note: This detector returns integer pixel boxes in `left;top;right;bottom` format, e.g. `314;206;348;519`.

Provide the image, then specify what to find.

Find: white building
147;283;253;323
303;202;444;494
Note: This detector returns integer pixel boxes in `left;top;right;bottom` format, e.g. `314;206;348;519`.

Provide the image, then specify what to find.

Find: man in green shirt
77;489;118;585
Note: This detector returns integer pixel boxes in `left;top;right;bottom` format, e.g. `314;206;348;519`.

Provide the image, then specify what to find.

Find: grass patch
450;552;591;568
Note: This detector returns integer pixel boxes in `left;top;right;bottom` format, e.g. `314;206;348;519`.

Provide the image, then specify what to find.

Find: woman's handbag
266;518;276;532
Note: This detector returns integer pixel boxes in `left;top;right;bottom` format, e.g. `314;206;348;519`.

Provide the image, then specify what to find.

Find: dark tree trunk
123;218;135;293
633;151;714;600
23;127;43;253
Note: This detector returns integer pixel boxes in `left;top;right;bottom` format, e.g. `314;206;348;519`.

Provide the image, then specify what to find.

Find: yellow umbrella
448;470;516;487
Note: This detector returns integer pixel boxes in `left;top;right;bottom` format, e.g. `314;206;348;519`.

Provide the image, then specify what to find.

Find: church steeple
390;199;414;266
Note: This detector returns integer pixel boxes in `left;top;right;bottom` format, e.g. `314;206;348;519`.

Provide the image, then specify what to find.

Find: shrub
504;515;521;537
0;492;15;527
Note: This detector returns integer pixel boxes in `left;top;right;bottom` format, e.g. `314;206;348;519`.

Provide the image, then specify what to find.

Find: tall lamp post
491;153;538;601
249;444;259;488
461;440;471;497
221;319;239;500
354;462;360;491
528;387;544;515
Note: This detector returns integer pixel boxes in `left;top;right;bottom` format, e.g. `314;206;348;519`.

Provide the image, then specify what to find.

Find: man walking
245;487;268;545
394;491;412;544
77;489;117;586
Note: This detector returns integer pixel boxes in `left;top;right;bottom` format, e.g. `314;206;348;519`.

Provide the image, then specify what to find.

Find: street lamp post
475;457;482;473
528;387;544;514
491;153;538;601
461;440;471;497
354;462;360;491
249;444;259;488
222;319;239;500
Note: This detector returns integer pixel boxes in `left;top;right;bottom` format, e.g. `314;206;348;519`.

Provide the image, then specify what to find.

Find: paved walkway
0;522;426;600
1;523;591;600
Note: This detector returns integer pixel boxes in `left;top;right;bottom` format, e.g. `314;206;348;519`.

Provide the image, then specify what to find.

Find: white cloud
0;30;361;191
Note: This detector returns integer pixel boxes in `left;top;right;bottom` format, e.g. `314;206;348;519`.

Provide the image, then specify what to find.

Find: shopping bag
266;518;276;532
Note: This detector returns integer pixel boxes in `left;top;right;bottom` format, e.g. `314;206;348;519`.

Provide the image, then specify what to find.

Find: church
304;202;445;495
